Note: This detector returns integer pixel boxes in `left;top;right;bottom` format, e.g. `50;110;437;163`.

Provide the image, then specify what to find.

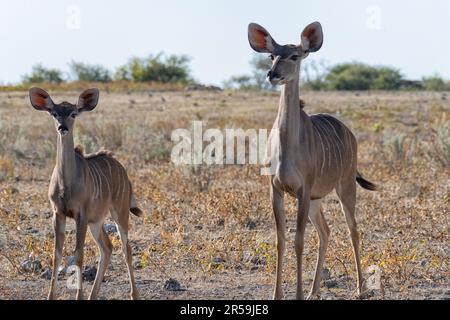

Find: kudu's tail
130;198;143;217
356;171;377;191
129;183;143;217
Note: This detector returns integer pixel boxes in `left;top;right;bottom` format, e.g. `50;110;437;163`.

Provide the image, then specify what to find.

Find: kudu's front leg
295;190;311;300
48;212;66;300
271;185;285;300
74;214;88;300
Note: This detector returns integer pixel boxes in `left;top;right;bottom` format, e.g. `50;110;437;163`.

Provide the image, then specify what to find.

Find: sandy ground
0;89;448;300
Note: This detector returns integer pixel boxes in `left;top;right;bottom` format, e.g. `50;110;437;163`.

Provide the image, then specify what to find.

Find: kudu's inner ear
77;88;99;113
301;22;323;53
248;23;278;53
29;87;53;112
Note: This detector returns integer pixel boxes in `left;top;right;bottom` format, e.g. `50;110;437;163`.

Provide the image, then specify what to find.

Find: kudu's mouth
268;76;285;86
267;70;285;85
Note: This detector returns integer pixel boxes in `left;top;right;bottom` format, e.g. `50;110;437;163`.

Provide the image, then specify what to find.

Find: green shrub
301;79;328;91
302;60;330;91
326;63;402;90
422;75;446;91
69;61;112;83
250;54;274;91
22;64;65;84
223;75;255;90
371;67;403;90
115;53;192;84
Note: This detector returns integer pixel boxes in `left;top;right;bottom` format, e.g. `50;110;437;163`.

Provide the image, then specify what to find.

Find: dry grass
0;81;186;93
0;90;448;300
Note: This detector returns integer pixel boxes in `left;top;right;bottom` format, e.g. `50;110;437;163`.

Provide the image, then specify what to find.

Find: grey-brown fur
248;22;376;300
29;87;142;300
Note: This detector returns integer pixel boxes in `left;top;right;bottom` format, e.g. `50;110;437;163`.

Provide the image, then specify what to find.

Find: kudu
29;88;142;300
248;22;377;299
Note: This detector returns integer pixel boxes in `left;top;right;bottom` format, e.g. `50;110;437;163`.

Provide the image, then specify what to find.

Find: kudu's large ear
248;23;279;53
29;87;54;112
301;22;323;53
77;88;99;113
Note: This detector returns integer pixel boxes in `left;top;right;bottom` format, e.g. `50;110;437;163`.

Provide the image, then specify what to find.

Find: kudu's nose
58;125;69;134
267;70;282;81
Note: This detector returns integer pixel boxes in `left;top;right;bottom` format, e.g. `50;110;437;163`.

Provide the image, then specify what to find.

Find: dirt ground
0;89;448;300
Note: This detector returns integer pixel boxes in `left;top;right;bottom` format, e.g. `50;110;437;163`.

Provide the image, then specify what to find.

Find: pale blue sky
1;0;449;85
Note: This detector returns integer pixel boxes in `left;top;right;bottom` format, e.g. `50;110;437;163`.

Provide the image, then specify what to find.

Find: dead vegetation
0;90;448;300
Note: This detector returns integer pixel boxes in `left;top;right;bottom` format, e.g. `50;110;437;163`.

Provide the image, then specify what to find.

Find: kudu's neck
277;69;303;158
56;132;76;192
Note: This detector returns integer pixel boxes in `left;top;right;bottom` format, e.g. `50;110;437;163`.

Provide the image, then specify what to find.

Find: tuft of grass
382;133;418;168
372;122;384;133
383;133;406;163
0;156;14;181
143;135;172;162
424;121;450;167
183;164;217;192
0;120;20;156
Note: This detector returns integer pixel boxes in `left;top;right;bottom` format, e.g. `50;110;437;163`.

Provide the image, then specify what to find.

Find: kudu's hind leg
336;180;364;296
113;207;139;300
271;186;286;300
307;200;330;299
88;221;112;300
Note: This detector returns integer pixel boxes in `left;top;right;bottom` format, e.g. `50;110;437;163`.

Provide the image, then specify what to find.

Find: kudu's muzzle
267;70;284;85
58;124;69;135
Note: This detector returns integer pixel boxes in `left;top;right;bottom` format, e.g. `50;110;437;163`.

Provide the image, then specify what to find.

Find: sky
1;0;450;85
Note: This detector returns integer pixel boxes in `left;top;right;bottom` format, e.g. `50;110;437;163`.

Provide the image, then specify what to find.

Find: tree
250;54;274;90
371;67;402;90
422;75;446;91
222;55;273;91
69;61;112;83
22;64;65;84
302;60;330;90
115;53;192;84
114;65;131;81
326;63;375;90
326;63;403;90
222;75;254;90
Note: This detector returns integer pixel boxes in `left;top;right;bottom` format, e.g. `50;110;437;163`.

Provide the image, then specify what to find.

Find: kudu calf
29;88;142;300
248;22;377;299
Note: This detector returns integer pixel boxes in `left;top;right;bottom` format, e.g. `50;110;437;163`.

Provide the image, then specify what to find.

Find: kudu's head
248;22;323;85
29;88;99;136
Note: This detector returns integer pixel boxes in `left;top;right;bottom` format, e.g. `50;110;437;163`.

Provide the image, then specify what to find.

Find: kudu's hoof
306;293;321;300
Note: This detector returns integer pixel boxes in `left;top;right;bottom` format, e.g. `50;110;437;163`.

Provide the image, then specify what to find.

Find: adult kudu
248;22;377;299
29;88;142;300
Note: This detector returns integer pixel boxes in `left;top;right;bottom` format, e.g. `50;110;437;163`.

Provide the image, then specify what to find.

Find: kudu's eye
71;113;76;118
269;54;274;61
291;55;300;61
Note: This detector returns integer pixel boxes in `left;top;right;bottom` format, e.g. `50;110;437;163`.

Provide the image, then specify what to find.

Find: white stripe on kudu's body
248;22;377;300
29;88;143;300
